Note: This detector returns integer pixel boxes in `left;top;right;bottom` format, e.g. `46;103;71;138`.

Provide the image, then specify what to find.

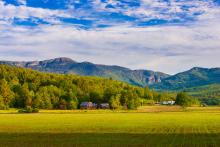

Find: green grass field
0;107;220;147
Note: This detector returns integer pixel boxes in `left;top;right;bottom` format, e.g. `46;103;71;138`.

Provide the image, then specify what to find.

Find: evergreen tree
176;92;192;107
109;94;121;109
0;95;6;109
0;79;14;108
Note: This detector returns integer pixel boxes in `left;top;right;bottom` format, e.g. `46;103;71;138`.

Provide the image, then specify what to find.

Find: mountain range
152;67;220;90
0;57;169;87
0;57;220;91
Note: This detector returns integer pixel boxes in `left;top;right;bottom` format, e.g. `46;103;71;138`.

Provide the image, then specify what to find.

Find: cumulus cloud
1;16;220;74
0;0;220;74
91;0;216;23
0;1;71;24
0;0;218;26
17;0;26;5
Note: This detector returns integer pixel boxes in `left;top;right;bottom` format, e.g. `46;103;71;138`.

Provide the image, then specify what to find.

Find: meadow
0;106;220;147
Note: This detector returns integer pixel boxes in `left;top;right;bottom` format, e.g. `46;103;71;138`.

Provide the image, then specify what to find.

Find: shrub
176;92;199;107
0;95;7;110
18;106;39;113
109;95;121;110
143;99;155;106
176;92;190;107
68;100;78;110
32;108;39;113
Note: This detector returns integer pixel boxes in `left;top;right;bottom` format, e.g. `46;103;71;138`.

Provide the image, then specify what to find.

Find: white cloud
17;0;26;5
123;0;215;21
1;14;220;74
0;0;218;26
0;0;220;74
0;1;71;23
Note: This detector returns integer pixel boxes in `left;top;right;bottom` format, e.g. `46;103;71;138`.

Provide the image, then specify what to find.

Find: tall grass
0;107;220;146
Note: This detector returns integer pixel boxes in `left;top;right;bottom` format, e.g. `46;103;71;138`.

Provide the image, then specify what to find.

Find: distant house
161;101;175;105
100;103;110;109
155;102;160;105
80;102;94;109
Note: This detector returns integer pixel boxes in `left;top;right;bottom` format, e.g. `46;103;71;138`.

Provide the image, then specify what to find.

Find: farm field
0;106;220;146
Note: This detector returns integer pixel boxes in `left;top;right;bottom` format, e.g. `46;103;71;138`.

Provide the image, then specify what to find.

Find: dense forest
185;84;220;105
152;67;220;90
0;65;176;110
0;57;169;87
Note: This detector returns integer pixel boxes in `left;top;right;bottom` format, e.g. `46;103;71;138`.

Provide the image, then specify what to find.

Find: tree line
0;65;196;110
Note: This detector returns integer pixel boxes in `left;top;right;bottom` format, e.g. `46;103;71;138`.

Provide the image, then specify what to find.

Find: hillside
0;57;169;87
151;67;220;90
185;84;220;105
186;84;220;97
1;58;220;97
0;64;168;110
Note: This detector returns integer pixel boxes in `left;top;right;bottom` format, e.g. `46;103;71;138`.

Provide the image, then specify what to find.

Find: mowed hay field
0;107;220;147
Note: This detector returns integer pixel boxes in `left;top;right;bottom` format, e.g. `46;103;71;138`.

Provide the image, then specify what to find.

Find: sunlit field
0;106;220;147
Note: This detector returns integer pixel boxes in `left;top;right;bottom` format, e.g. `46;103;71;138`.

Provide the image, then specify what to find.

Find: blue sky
0;0;220;74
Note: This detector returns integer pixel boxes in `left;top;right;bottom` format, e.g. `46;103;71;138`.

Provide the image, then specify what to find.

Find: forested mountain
0;57;169;87
186;84;220;98
151;67;220;90
184;84;220;105
1;58;220;95
0;65;174;110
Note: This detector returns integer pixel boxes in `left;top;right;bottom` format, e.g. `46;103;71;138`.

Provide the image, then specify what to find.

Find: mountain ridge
0;57;169;87
151;67;220;90
1;57;219;90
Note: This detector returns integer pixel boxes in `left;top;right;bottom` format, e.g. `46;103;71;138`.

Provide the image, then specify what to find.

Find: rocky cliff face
0;57;169;87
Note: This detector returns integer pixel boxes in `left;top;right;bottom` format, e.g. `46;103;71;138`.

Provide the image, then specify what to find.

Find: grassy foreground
0;107;220;146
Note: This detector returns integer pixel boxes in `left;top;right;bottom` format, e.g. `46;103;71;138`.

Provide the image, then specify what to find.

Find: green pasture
0;107;220;146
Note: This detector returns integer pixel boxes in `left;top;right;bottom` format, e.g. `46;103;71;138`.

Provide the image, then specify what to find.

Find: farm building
100;103;110;109
161;101;175;105
80;102;94;109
